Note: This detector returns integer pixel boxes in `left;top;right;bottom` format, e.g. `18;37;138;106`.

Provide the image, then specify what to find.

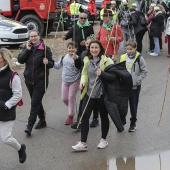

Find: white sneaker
97;138;108;149
150;52;159;56
72;141;88;151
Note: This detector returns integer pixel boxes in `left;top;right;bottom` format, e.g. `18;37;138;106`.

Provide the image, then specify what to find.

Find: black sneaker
71;122;81;130
34;120;46;129
24;126;32;136
128;123;137;132
18;144;27;163
90;119;99;128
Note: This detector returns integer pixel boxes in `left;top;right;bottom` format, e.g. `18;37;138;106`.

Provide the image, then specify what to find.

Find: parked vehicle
0;15;28;47
0;0;58;35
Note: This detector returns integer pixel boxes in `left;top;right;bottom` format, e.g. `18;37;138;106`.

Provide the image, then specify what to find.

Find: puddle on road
87;151;170;170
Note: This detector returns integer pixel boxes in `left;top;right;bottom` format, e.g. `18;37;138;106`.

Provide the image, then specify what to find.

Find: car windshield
0;15;8;21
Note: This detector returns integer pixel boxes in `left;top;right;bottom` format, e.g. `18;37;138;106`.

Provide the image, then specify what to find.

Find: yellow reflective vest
70;3;81;15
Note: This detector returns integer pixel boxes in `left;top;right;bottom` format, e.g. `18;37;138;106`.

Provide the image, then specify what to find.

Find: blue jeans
153;37;160;54
121;31;134;53
135;0;141;11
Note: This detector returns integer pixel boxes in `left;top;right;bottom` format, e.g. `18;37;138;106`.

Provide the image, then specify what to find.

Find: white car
0;15;28;47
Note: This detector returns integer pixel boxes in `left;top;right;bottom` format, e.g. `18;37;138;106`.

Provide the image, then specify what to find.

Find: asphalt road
1;33;170;170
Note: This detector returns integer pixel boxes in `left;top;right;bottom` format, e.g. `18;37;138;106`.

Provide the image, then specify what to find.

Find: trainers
18;144;27;163
71;122;81;130
97;138;108;149
90;119;99;128
128;123;137;132
150;52;159;56
34;120;46;129
65;116;73;125
72;141;88;151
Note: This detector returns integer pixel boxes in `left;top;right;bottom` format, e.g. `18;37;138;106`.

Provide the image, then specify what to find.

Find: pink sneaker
65;116;73;125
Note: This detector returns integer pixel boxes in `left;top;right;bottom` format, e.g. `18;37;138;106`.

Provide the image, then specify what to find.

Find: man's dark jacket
64;24;94;55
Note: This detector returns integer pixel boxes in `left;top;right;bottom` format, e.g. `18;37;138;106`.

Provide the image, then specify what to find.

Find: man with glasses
62;13;94;55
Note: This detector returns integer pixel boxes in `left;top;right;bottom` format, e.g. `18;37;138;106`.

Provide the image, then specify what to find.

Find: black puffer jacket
64;24;94;55
100;62;133;132
150;11;164;37
18;40;54;84
129;11;147;34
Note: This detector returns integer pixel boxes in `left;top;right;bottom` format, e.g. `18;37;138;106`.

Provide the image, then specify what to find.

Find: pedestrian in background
18;30;54;136
0;48;26;163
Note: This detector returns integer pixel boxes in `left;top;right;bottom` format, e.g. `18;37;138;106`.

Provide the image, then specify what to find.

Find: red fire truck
0;0;58;35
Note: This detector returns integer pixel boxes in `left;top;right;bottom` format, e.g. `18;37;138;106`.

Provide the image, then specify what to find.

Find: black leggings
81;94;109;142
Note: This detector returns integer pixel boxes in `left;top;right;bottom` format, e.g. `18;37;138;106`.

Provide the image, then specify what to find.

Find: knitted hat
150;3;156;8
154;6;160;11
111;1;116;4
103;10;113;17
122;0;128;5
132;3;137;8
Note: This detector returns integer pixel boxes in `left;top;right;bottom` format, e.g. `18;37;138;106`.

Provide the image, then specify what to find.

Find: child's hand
80;82;85;90
72;53;77;60
80;40;85;46
43;58;48;65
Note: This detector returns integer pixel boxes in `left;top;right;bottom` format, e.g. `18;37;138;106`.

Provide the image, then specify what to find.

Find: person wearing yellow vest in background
70;0;84;21
100;2;117;25
120;39;147;132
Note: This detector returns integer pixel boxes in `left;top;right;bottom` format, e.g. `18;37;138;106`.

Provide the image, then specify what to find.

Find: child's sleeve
54;56;63;69
137;56;147;85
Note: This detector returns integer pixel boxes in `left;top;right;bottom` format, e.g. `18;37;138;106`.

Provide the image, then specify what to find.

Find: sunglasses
80;17;87;20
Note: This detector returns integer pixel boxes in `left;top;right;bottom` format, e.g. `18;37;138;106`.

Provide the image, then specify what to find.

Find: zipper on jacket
32;50;35;85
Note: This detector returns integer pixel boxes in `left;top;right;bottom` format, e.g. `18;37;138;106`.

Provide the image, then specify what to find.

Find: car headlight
0;26;12;31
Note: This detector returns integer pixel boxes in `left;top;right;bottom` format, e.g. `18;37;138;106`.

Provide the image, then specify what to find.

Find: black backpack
139;12;148;26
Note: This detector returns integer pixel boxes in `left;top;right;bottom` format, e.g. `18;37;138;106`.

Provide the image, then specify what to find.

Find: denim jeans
153;37;160;54
121;31;134;53
135;0;141;11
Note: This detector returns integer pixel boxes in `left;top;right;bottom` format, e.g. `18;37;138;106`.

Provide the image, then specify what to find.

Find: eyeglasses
30;35;39;38
80;17;87;20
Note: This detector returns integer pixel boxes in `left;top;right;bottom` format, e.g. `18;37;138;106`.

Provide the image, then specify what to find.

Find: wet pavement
1;26;170;170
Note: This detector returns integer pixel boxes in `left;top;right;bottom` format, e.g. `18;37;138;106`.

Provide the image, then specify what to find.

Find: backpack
10;72;23;107
139;12;148;26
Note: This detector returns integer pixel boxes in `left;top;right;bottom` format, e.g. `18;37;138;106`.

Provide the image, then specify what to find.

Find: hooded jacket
150;11;164;37
18;40;54;84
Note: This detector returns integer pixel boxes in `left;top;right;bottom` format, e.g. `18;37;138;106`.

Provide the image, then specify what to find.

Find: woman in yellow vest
120;39;147;132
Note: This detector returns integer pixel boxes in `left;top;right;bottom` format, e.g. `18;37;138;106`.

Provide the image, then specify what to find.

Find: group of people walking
1;0;170;163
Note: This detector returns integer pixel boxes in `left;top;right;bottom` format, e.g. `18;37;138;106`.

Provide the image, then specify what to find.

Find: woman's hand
26;40;32;50
80;82;85;90
97;68;102;76
43;58;48;65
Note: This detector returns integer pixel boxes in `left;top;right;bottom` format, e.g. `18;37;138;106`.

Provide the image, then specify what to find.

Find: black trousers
25;81;48;127
136;29;146;53
129;85;141;124
81;94;109;142
77;93;98;121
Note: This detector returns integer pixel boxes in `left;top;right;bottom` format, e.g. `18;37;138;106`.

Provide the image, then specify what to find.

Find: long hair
85;40;105;59
0;48;14;71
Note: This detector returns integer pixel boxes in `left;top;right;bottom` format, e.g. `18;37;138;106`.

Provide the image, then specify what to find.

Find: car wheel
20;14;44;35
42;21;54;36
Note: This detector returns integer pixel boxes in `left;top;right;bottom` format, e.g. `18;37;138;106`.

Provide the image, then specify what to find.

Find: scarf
103;22;114;31
77;20;91;40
